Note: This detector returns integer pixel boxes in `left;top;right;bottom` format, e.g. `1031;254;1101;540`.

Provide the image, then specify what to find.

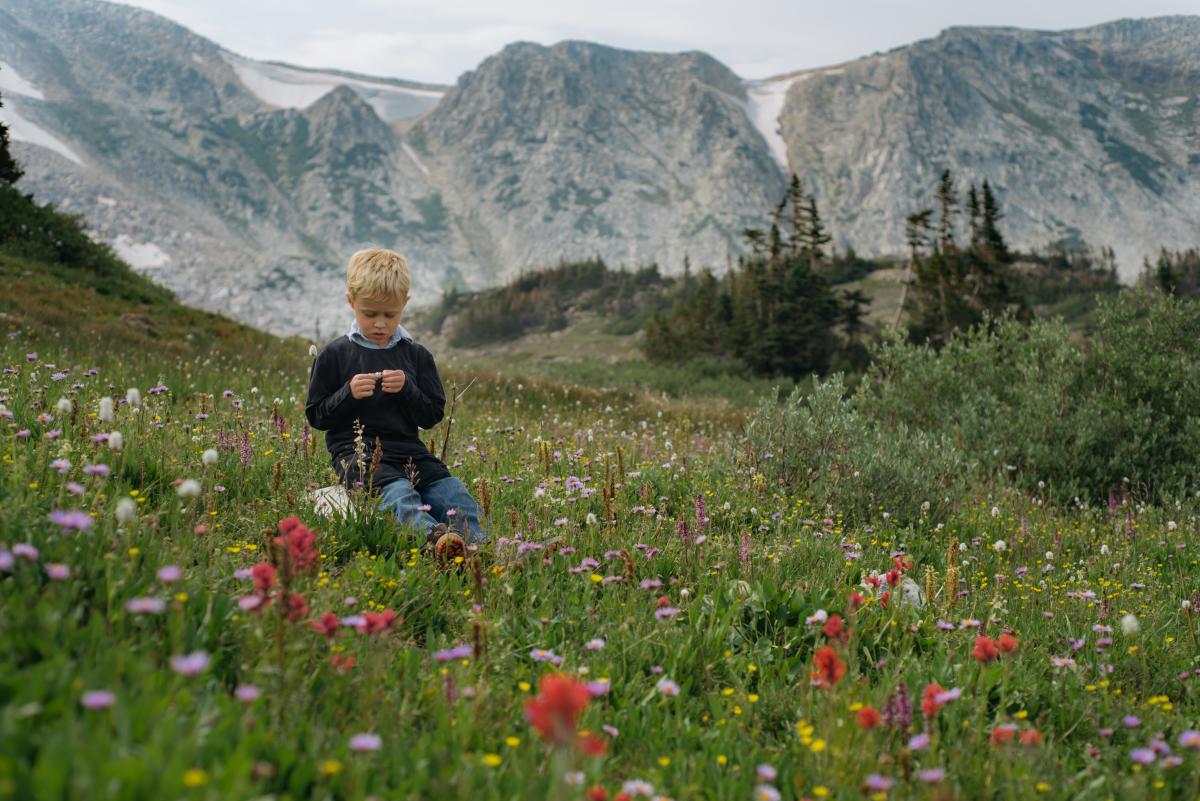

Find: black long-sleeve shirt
305;335;451;490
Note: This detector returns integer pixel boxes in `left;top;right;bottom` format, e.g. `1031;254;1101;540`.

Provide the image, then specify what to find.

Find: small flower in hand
380;369;406;393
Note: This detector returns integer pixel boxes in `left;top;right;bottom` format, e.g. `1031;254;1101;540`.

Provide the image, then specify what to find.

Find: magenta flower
46;563;70;580
1130;748;1156;765
586;679;610;696
12;543;38;561
1123;716;1141;728
434;644;472;662
83;464;111;476
0;550;11;572
585;638;605;650
756;764;777;782
81;690;115;710
235;684;259;703
602;724;619;737
654;607;680;621
530;648;563;665
864;775;894;792
48;510;92;531
157;565;182;582
908;733;931;750
349;733;382;752
656;678;680;697
170;651;210;676
125;597;166;614
917;768;946;783
1179;730;1200;748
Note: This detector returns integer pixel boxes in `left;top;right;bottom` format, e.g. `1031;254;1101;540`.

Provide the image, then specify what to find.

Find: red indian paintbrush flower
362;609;399;635
812;646;846;688
251;562;276;594
276;516;319;573
822;614;844;640
308;612;339;638
997;632;1019;654
526;672;592;745
921;682;946;719
973;635;999;663
856;705;881;729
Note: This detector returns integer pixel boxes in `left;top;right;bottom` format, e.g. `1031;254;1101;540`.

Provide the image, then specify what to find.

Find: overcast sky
121;0;1197;84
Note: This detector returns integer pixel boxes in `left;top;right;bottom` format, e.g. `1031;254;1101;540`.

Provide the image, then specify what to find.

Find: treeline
432;259;678;348
1141;247;1200;299
642;176;871;378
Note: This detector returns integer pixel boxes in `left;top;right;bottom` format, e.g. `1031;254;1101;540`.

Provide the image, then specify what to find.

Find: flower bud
107;431;123;451
99;397;114;423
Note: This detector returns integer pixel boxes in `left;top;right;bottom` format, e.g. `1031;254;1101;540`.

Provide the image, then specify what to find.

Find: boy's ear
345;291;354;308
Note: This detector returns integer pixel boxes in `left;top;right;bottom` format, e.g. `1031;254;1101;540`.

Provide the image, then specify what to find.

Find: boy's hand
380;369;407;393
349;372;380;399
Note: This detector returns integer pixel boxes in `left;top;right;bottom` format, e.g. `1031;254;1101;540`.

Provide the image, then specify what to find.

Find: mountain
772;18;1200;274
0;0;1196;335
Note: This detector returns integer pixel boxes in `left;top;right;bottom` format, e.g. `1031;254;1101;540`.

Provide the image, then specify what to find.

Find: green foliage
863;292;1200;504
744;374;973;524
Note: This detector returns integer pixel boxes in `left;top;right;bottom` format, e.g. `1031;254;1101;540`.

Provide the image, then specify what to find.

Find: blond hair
346;248;411;301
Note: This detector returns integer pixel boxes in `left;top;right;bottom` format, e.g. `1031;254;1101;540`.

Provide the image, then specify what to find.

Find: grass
3;300;1200;799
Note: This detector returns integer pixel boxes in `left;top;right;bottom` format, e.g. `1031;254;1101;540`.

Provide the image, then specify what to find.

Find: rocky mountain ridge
0;0;1196;335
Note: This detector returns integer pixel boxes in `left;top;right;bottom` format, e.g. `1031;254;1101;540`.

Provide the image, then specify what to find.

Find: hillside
0;181;302;373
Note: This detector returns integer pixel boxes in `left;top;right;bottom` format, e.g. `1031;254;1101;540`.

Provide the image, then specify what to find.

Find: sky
121;0;1197;84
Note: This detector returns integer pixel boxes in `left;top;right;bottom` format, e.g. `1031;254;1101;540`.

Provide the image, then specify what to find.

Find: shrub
744;374;974;525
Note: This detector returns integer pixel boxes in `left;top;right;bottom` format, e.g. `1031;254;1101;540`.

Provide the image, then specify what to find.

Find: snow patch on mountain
0;101;82;165
112;235;171;270
743;77;794;171
224;54;443;123
0;61;44;100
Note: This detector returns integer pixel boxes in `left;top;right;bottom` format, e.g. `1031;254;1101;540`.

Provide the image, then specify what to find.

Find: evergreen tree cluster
1141;247;1200;300
900;169;1025;346
642;175;867;379
442;258;674;347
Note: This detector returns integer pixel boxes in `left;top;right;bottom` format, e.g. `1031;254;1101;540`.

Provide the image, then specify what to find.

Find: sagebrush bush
744;374;974;525
747;292;1200;515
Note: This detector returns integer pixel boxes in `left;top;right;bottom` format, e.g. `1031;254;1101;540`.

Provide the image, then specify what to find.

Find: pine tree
0;87;23;185
785;174;809;257
979;180;1009;263
802;196;832;263
966;184;982;252
934;169;957;255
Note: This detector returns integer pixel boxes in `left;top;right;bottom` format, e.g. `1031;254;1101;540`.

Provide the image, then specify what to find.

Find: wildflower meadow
3;327;1200;801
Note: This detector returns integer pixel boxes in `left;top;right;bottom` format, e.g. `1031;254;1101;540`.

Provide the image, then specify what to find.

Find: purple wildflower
349;733;382;752
48;510;93;531
169;651;210;676
434;644;472;662
81;690;116;710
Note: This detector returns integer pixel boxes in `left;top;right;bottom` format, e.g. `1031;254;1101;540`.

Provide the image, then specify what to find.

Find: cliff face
775;19;1200;272
1;0;1196;334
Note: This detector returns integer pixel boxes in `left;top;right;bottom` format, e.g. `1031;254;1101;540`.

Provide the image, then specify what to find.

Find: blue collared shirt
347;320;413;350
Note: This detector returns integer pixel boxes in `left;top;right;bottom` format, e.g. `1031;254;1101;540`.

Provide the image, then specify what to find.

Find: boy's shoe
425;523;467;570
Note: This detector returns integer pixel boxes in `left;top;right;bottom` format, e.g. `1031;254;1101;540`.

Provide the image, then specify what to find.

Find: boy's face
347;292;408;345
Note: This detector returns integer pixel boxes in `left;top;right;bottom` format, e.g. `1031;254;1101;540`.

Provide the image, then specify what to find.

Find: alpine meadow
4;3;1200;801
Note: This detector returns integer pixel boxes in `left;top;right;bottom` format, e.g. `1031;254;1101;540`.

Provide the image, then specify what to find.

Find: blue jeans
377;476;487;544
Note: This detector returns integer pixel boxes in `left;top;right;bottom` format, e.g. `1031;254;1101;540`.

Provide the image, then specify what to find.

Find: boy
305;248;485;560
